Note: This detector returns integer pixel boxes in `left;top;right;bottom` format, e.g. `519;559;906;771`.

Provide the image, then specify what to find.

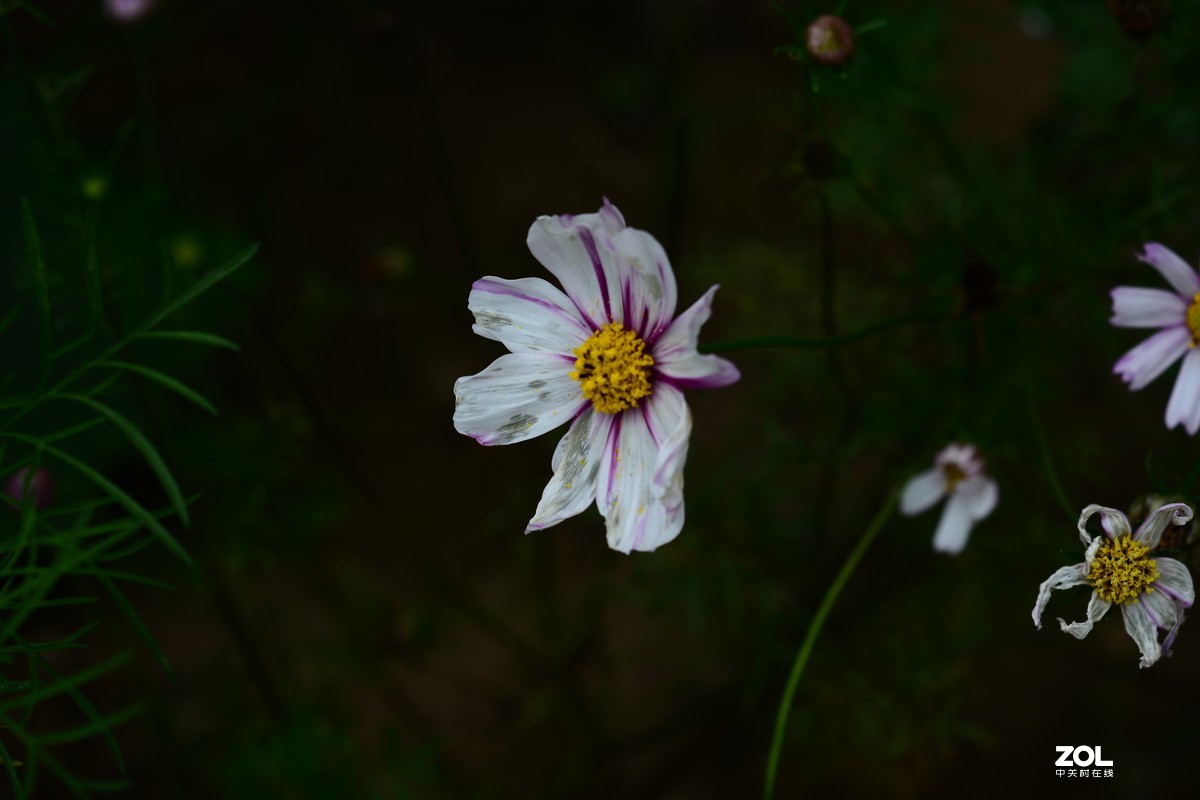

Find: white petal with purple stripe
596;384;691;553
652;286;740;389
1138;243;1200;297
1113;325;1191;391
469;276;592;354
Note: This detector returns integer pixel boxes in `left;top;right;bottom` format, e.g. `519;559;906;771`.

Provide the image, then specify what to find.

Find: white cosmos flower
899;443;998;555
453;200;739;553
1032;503;1195;669
1112;243;1200;434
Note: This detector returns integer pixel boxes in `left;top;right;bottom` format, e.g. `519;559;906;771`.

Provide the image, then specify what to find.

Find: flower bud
4;467;54;511
806;15;855;66
1106;0;1170;41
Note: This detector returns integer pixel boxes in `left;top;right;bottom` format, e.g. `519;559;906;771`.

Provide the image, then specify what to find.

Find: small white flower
1111;243;1200;434
900;443;998;555
1032;503;1196;669
453;200;739;553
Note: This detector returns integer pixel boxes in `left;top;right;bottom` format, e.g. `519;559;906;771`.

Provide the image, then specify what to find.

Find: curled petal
1110;286;1187;328
1135;502;1193;549
1113;325;1191;391
1077;504;1130;546
1166;349;1200;435
453;353;584;446
1153;557;1195;608
1138;243;1200;297
469;276;591;354
1058;592;1112;639
1032;563;1089;629
900;467;945;516
1121;601;1163;668
652;286;740;389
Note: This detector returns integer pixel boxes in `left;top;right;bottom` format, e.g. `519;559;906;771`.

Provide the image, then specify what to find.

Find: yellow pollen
1088;535;1159;605
1187;293;1200;347
943;464;967;492
569;322;654;415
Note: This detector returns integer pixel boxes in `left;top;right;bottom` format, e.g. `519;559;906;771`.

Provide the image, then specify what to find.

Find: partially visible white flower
1111;243;1200;434
1033;503;1195;669
900;443;998;555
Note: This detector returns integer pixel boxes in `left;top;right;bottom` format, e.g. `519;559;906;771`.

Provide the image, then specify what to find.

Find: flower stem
762;492;897;800
1026;393;1075;521
700;309;944;354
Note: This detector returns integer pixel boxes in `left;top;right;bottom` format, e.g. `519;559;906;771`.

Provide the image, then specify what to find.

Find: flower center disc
1187;293;1200;345
1088;535;1159;605
943;463;967;492
570;322;654;415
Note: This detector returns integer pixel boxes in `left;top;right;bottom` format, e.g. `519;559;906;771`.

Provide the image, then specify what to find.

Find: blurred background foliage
2;0;1200;797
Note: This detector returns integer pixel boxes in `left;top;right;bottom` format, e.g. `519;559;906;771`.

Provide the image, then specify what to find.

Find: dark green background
3;0;1199;797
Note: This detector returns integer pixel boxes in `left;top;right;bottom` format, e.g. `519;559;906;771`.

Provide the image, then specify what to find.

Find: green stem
701;310;945;354
762;492;897;800
1026;393;1075;521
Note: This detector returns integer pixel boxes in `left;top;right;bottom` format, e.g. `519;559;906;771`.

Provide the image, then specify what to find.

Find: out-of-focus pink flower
4;467;54;511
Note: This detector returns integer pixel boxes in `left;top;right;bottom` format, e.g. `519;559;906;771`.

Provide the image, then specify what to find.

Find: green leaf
20;199;51;386
85;213;102;335
0;434;191;565
98;576;173;678
150;242;259;328
0;302;23;337
54;393;190;527
97;361;217;415
138;329;240;351
0;652;130;714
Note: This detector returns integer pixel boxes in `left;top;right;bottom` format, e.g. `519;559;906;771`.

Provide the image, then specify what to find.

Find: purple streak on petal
577;226;612;323
473;278;589;331
1164;610;1186;653
639;402;661;448
656;370;740;390
1113;325;1191;391
599;198;625;233
1154;581;1193;608
1144;601;1163;629
621;276;637;335
644;260;673;346
603;414;622;507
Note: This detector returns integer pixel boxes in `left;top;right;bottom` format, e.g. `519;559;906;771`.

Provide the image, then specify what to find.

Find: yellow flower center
570;322;654;415
1088;535;1159;605
943;463;967;492
1187;293;1200;346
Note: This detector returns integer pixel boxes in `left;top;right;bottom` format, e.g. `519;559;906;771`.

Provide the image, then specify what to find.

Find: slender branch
1026;393;1075;521
700;309;945;354
762;492;897;800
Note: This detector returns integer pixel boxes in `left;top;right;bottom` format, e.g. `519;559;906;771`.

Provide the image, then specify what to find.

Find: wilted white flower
1033;503;1195;668
900;443;998;554
453;200;739;553
1111;243;1200;434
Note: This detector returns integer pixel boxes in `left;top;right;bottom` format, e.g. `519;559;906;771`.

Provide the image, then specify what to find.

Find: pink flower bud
806;15;855;66
5;467;54;511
